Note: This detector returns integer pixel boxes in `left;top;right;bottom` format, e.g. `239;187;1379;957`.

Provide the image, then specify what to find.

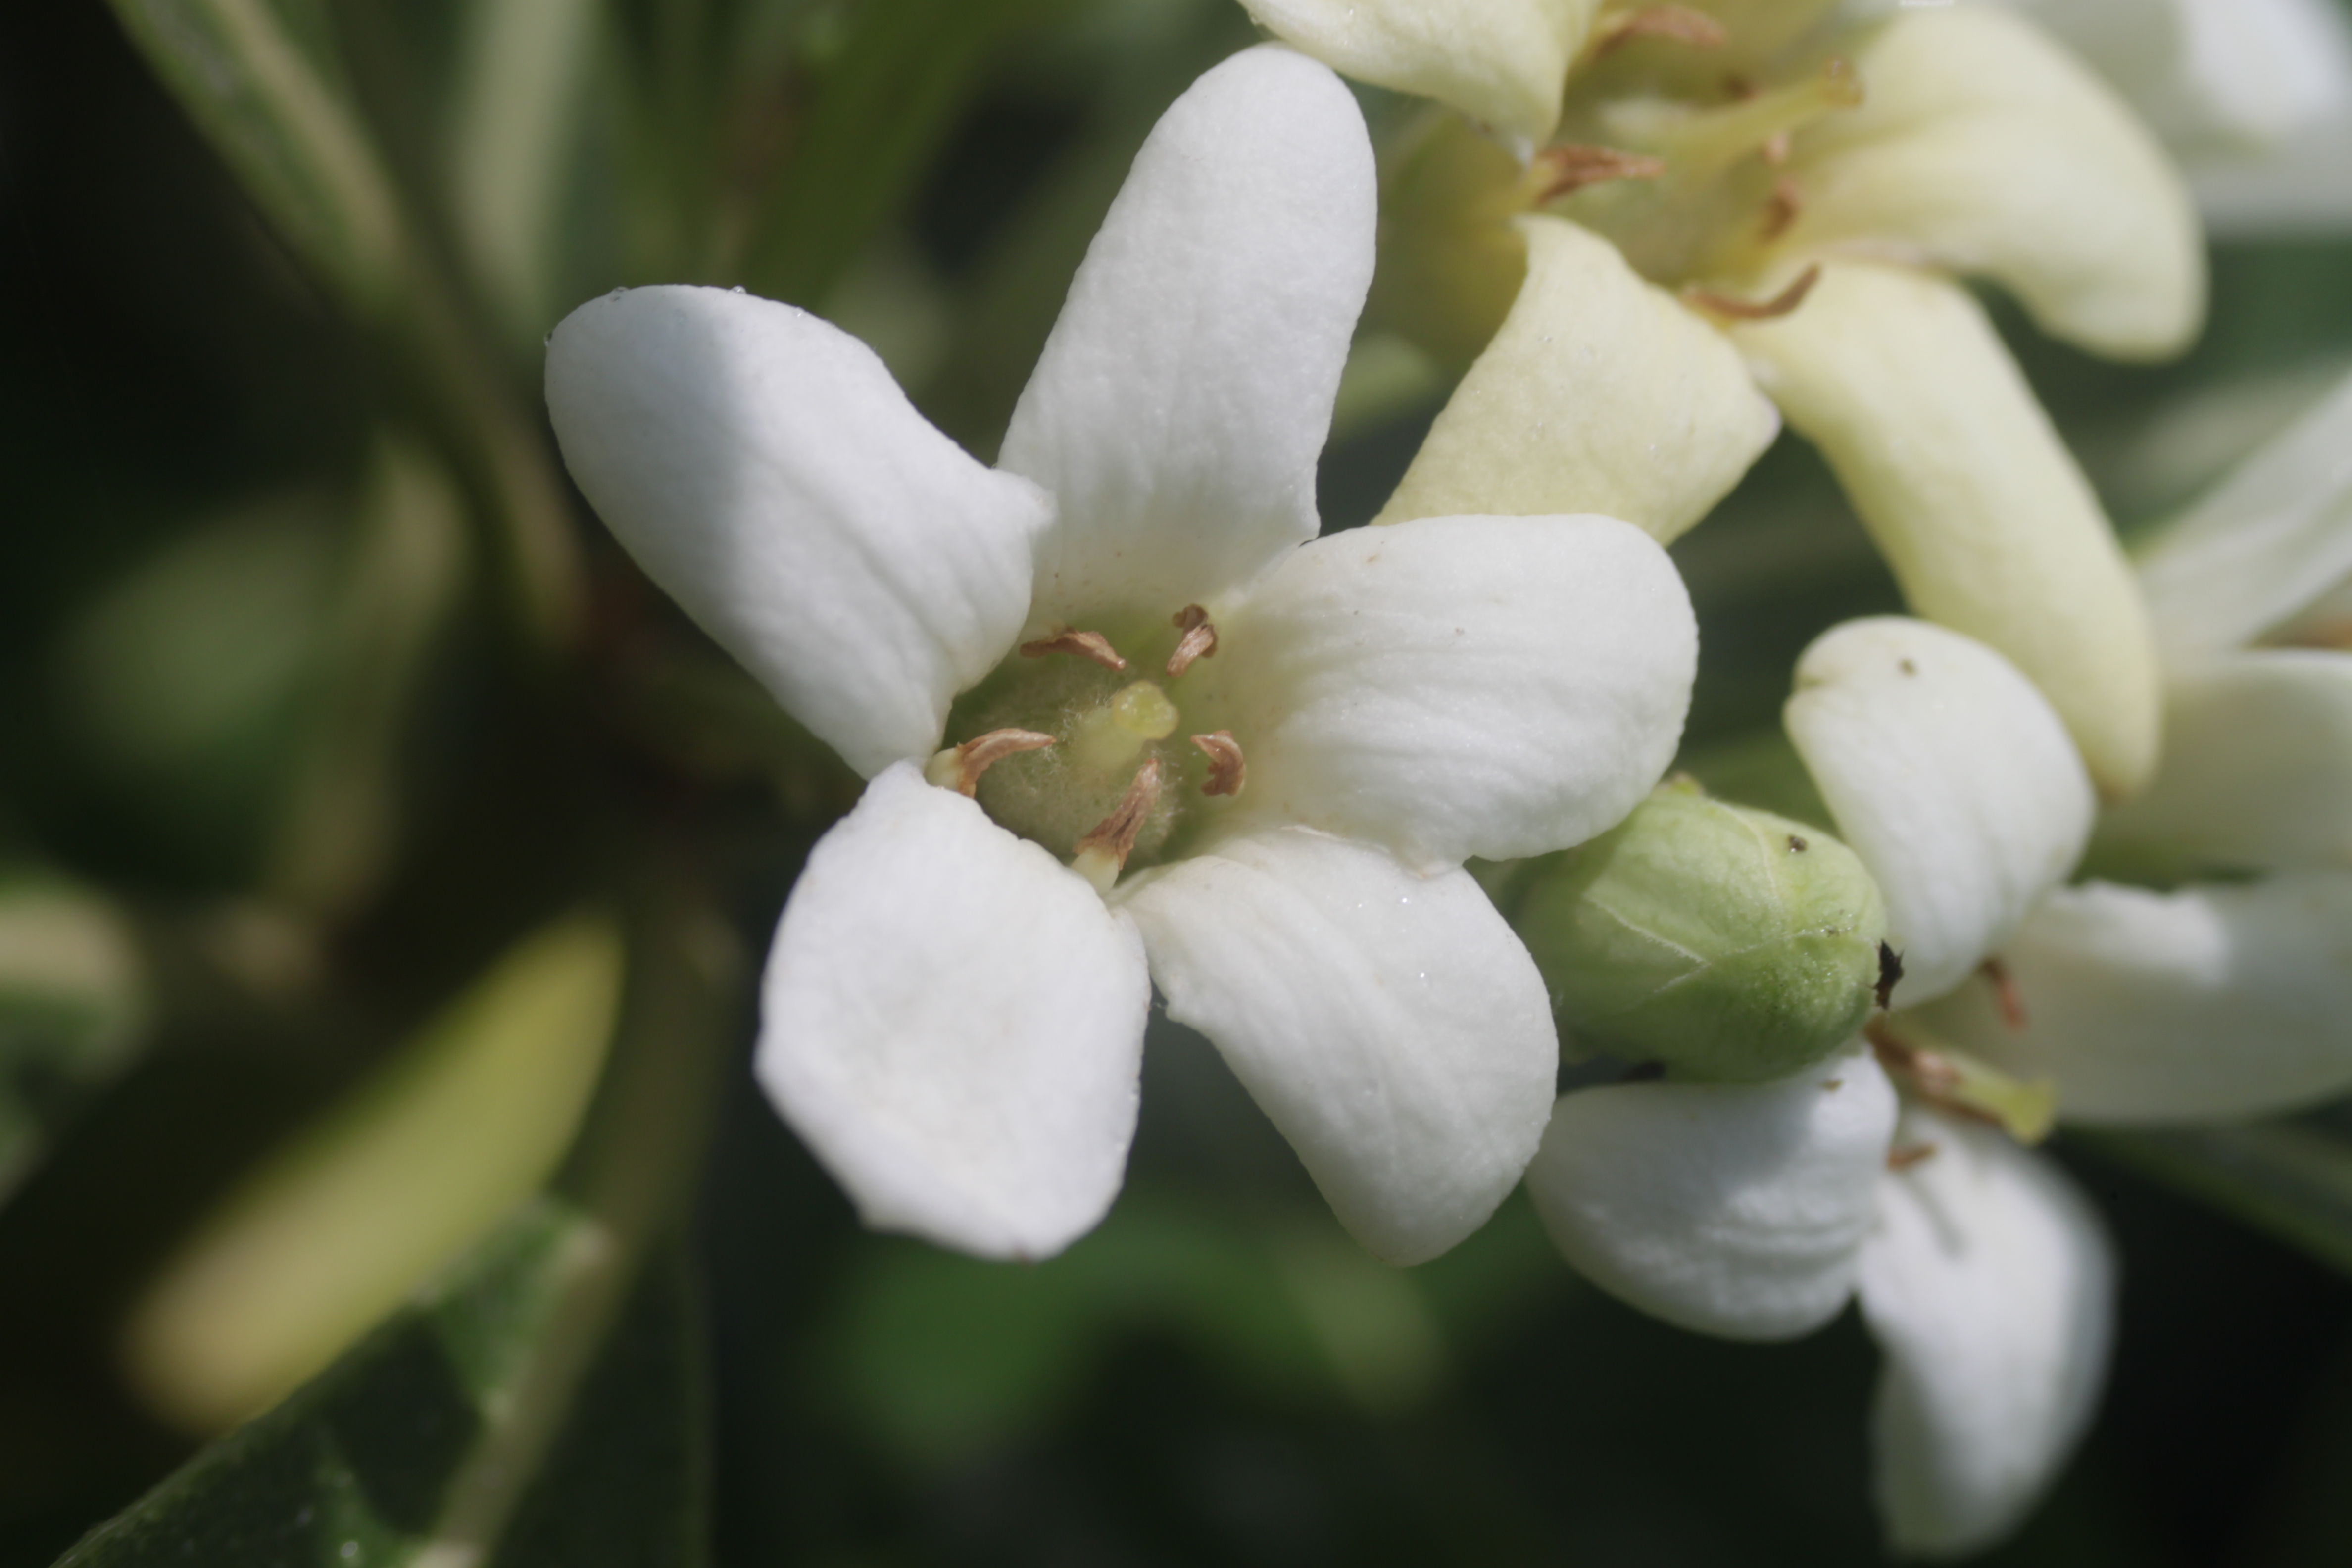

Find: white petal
1988;0;2352;153
1118;827;1557;1265
1734;262;2164;796
757;763;1151;1260
2098;651;2352;874
1524;1047;1896;1341
546;286;1047;778
1786;618;2095;1004
1782;5;2203;360
2137;365;2352;660
1376;218;1781;544
1917;872;2352;1123
1203;513;1696;869
1000;46;1374;621
1861;1107;2114;1559
1238;0;1600;149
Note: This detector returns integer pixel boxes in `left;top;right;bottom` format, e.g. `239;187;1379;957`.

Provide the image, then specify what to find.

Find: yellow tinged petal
1240;0;1601;148
1781;6;2204;361
1377;217;1779;542
123;913;625;1432
1368;109;1532;374
1733;261;2162;796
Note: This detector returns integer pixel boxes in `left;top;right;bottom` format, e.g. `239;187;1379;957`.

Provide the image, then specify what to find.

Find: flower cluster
541;0;2352;1556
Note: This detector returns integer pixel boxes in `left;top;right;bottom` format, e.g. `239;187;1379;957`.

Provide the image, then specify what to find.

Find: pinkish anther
944;728;1055;796
1020;628;1127;672
1190;732;1245;797
1167;605;1219;677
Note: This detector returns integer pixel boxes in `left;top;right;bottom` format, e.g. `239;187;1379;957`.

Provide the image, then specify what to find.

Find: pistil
1607;59;1861;180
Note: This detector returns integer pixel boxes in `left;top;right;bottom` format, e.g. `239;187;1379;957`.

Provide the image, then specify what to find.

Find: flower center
932;605;1247;889
1527;15;1864;292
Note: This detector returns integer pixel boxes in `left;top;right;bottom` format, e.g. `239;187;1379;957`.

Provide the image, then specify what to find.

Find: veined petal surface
1524;1047;1896;1341
546;287;1049;778
2137;365;2352;660
1239;0;1601;149
1736;262;2163;796
1118;827;1556;1265
1204;513;1695;869
1001;46;1374;622
758;764;1151;1261
1786;6;2202;360
2097;651;2352;874
1787;617;2094;1004
1861;1107;2112;1558
1918;873;2352;1123
1377;218;1779;542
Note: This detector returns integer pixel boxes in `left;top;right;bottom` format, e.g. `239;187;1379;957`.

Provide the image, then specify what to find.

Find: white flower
1525;612;2110;1557
542;46;1698;1265
1914;366;2352;1121
1251;0;2201;796
1524;387;2352;1544
1970;0;2352;235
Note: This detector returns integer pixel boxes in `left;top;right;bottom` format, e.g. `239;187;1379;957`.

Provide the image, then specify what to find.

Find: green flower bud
1501;782;1887;1082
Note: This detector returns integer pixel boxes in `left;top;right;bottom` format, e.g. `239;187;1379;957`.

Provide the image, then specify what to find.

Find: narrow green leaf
0;876;148;1206
58;890;737;1567
57;1206;707;1568
2081;1122;2352;1279
103;0;410;318
738;0;1073;305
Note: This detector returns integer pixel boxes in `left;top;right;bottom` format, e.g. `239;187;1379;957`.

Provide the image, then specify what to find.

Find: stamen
1190;731;1246;797
1979;956;2029;1031
1167;605;1220;677
922;728;1055;796
1865;1017;2056;1143
1886;1143;1938;1172
1594;3;1727;55
1627;58;1862;178
1683;262;1820;321
1020;628;1127;672
1759;174;1801;239
1071;757;1164;893
1532;144;1667;203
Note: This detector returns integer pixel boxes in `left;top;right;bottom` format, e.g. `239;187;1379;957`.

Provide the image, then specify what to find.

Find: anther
1594;4;1727;55
924;728;1055;796
1071;757;1164;893
1979;956;2029;1031
1167;605;1219;677
1020;628;1127;672
1190;731;1246;797
1683;262;1820;322
1759;175;1802;239
1533;144;1667;202
1886;1143;1938;1172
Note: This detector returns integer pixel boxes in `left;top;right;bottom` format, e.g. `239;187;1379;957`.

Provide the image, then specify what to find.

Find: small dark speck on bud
1787;834;1808;852
1875;941;1904;1009
1899;658;1918;675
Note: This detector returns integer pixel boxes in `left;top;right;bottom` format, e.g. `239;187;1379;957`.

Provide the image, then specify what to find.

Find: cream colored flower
1246;0;2204;797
